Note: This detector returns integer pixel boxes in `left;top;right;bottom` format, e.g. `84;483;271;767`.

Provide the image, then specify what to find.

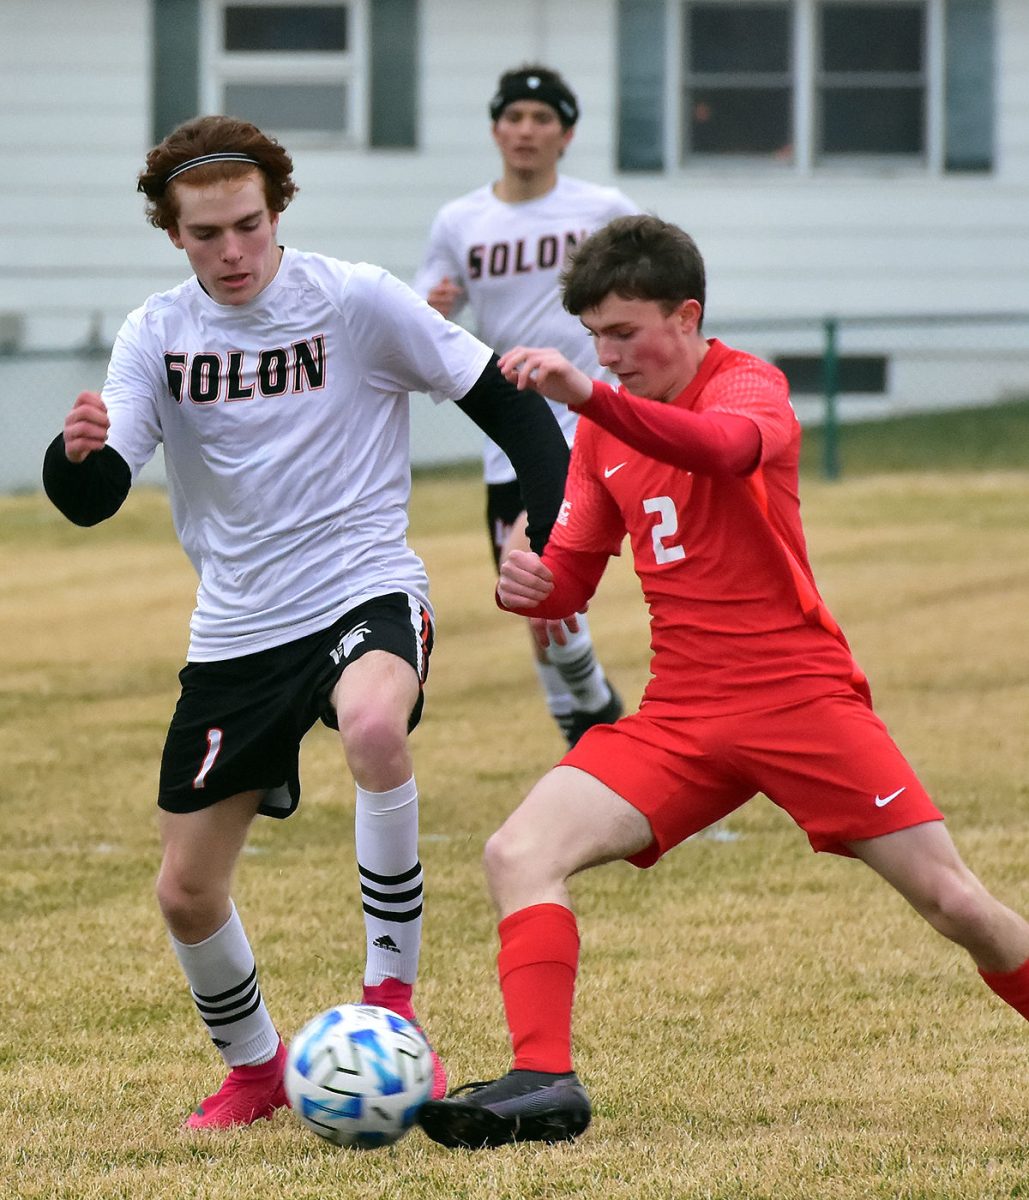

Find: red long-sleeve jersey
501;339;869;715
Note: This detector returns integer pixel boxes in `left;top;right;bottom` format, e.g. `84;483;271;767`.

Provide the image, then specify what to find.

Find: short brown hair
561;215;706;323
137;115;298;230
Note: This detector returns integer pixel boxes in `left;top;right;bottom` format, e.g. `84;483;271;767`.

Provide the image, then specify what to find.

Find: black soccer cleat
559;682;623;748
418;1069;592;1149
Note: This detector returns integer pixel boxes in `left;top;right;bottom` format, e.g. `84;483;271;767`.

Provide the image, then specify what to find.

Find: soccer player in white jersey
415;65;639;748
41;114;569;1130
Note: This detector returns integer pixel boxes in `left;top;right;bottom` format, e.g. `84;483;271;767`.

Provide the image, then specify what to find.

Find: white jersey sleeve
101;307;169;481
412;209;469;324
342;263;489;403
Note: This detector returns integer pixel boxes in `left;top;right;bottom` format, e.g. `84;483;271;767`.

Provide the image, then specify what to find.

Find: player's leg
326;595;446;1095
155;650;314;1129
419;764;651;1149
157;793;288;1128
847;822;1029;1014
488;483;621;747
419;712;746;1149
754;692;1029;1023
543;610;623;746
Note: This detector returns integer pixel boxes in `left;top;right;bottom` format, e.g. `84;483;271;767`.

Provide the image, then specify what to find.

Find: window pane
224;5;348;52
224;82;348;131
821;4;923;72
689;87;792;155
821;87;923;154
689;3;790;73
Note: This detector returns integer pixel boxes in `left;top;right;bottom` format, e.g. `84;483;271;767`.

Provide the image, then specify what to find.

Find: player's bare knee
919;869;993;944
484;826;529;890
484;822;557;894
155;864;223;933
339;707;408;776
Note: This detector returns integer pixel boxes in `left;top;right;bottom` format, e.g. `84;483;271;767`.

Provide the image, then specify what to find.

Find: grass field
2;404;1029;1199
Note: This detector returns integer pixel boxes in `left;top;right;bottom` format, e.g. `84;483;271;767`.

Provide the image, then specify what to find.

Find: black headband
489;73;579;127
163;152;261;186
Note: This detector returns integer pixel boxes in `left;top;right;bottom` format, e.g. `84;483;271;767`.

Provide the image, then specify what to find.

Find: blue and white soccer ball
285;1003;433;1149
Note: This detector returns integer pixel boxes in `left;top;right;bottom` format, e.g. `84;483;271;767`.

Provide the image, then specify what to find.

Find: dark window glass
684;1;792;158
822;86;923;154
689;3;790;73
224;5;348;52
690;87;792;154
817;1;926;157
822;4;923;72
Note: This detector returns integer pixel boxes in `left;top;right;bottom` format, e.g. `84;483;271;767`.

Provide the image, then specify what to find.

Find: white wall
5;0;1028;335
2;0;1028;491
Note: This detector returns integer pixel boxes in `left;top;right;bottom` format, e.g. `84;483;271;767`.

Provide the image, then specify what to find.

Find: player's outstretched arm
455;356;568;555
498;346;593;410
42;391;132;527
497;549;555;611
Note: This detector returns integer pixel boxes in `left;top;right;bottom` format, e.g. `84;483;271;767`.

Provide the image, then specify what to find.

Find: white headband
164;152;261;185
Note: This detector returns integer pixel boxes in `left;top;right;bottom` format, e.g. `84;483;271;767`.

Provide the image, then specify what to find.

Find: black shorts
485;479;524;571
157;593;434;819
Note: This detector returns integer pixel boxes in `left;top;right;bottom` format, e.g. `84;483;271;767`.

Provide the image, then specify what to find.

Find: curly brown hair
137;115;298;230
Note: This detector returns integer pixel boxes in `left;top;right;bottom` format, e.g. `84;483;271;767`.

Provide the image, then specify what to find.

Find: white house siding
1;0;1028;490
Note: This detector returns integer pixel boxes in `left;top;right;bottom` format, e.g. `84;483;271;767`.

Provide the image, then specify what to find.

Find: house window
817;2;925;158
195;0;417;146
618;0;994;173
204;1;361;140
684;2;794;160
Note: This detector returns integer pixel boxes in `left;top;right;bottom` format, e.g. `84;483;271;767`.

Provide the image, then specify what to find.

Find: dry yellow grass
1;467;1028;1199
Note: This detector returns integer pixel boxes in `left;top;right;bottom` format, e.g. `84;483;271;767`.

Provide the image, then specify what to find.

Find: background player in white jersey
415;65;639;747
41;115;569;1130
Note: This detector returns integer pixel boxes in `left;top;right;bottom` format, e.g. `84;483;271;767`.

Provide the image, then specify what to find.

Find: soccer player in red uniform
418;214;1029;1150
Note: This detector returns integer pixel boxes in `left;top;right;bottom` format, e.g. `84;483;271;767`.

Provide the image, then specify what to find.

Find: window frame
199;0;369;147
665;0;951;174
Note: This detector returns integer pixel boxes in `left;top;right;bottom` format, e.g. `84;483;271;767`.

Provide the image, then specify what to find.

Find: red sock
497;903;579;1073
980;956;1029;1019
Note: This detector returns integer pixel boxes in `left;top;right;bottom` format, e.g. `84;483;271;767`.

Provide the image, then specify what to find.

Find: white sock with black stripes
169;902;279;1068
544;615;612;712
534;660;576;721
355;777;423;988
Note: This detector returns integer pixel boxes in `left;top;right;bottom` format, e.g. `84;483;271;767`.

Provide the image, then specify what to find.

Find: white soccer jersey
102;249;492;661
414;175;638;483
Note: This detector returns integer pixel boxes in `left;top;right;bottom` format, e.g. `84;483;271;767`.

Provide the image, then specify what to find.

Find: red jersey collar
668;338;730;409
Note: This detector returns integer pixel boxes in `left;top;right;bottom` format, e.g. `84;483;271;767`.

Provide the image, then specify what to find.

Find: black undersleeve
42;436;132;527
455;355;569;554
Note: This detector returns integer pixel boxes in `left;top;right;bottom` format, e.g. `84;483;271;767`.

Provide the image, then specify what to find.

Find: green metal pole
821;316;840;480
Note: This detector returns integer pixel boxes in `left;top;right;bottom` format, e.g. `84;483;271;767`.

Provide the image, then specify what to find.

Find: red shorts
561;690;943;865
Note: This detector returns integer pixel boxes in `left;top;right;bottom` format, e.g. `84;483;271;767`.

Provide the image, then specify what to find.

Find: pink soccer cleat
185;1038;290;1130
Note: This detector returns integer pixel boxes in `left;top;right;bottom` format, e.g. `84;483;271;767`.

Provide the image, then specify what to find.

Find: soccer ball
285;1003;433;1149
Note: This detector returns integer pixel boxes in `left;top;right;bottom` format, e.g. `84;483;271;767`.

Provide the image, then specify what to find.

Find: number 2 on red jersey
642;496;686;564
